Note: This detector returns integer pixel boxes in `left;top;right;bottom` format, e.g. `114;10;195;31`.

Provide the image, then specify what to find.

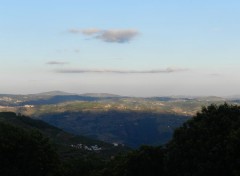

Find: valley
0;91;238;148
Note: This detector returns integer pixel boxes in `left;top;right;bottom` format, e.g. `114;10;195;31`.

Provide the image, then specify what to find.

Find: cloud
69;28;101;35
55;68;188;74
69;28;139;43
46;61;69;65
97;29;138;43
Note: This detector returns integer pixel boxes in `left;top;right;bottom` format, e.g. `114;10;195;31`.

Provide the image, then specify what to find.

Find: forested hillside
2;104;240;176
40;111;187;148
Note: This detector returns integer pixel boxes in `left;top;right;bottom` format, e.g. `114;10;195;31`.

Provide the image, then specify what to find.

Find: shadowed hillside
39;110;188;148
0;112;128;159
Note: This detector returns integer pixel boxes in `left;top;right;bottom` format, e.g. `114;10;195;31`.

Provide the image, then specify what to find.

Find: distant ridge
80;93;122;98
0;91;236;100
31;91;77;96
194;96;226;101
29;91;122;98
225;95;240;100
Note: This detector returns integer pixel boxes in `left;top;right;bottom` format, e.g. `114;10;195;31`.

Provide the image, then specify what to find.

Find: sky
1;0;240;96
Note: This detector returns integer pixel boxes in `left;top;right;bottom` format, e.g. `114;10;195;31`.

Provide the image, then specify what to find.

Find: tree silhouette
166;103;240;176
98;146;166;176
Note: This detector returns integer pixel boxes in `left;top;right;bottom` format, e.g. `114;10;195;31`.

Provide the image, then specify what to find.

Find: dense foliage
98;146;166;176
166;103;240;176
0;122;60;176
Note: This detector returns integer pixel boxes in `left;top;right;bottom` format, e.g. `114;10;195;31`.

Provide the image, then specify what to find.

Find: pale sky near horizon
1;0;240;96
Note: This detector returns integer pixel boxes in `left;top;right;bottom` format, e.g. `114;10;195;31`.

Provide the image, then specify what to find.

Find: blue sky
1;0;240;96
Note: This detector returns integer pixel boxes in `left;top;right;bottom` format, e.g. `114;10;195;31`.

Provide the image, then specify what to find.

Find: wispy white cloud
69;28;139;43
55;68;188;74
46;61;69;65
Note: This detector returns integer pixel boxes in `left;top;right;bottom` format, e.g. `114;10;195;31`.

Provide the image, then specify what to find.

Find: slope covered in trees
0;122;60;176
40;111;187;148
97;104;240;176
0;112;128;159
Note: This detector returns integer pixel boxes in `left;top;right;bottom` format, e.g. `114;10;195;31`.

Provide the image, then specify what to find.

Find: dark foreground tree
0;122;60;176
98;146;166;176
123;146;166;176
166;103;240;176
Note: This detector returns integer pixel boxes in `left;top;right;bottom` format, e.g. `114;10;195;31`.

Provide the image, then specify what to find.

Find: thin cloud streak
46;61;69;65
56;68;188;74
69;28;139;43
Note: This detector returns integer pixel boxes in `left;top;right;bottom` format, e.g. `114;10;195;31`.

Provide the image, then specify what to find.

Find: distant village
70;142;124;151
70;144;102;151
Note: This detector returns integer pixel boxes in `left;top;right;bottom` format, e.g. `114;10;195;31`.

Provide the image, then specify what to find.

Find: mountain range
0;91;238;148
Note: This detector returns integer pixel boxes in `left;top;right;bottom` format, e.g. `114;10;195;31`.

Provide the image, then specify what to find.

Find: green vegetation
0;122;59;176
